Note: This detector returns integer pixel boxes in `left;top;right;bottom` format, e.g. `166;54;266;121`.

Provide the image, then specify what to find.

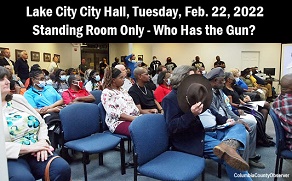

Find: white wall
0;43;81;70
109;43;281;79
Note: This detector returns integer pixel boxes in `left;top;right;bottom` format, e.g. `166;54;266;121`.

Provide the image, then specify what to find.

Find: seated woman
84;69;103;92
0;66;71;181
223;72;274;147
101;67;140;136
62;74;95;105
154;71;172;104
23;66;64;115
53;69;68;95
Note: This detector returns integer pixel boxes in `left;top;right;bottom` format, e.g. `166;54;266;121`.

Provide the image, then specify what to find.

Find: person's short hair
171;65;195;89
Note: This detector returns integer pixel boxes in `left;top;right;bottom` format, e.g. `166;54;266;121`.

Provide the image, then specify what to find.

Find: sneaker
249;159;265;169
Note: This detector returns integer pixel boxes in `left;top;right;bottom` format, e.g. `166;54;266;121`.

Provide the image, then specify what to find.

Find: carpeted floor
65;114;292;181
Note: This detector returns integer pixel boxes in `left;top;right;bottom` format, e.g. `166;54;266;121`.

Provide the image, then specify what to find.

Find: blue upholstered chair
269;109;292;181
90;90;102;105
129;114;205;181
97;102;132;153
59;103;125;181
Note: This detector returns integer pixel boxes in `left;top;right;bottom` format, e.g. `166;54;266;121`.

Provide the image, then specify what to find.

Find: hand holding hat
177;74;213;113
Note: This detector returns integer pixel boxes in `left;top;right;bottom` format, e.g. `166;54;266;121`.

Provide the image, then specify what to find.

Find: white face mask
154;58;157;61
165;78;171;85
246;75;250;79
95;75;100;81
235;77;240;82
250;71;253;75
201;70;206;75
37;81;46;88
60;75;67;81
46;79;53;85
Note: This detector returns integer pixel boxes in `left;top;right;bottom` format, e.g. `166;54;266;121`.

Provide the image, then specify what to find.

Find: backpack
43;112;63;149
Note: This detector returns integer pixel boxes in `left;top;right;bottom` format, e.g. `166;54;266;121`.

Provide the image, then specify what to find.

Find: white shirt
47;62;58;73
122;78;133;91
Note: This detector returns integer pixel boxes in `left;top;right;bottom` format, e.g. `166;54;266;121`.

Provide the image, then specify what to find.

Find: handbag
44;156;60;181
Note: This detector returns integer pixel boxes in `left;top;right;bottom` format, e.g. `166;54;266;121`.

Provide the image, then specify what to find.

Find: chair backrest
269;108;287;152
59;103;100;142
97;102;109;131
90;90;102;105
129;114;169;165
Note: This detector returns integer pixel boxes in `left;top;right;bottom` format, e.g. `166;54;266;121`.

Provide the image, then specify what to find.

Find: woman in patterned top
101;67;140;137
0;66;71;181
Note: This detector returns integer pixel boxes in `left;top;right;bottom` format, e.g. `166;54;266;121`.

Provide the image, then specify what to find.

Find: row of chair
58;90;292;181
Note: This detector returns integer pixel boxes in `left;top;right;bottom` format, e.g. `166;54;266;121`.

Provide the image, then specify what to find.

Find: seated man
206;67;265;168
162;65;251;180
272;73;292;150
62;75;95;105
128;67;163;114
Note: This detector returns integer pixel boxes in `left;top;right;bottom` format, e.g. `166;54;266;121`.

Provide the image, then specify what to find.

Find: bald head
134;67;147;79
280;73;292;94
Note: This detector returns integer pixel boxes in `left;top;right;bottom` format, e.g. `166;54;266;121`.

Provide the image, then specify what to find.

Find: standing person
47;55;59;74
0;48;15;74
99;57;108;80
101;67;140;137
164;56;177;72
214;55;226;69
0;66;71;181
124;53;137;79
206;67;265;168
272;73;292;151
112;57;120;67
192;55;205;69
15;51;29;84
161;65;251;180
128;67;163;114
78;58;88;77
150;56;162;77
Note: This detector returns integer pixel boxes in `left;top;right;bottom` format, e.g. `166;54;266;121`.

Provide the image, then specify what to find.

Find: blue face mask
46;79;53;85
60;75;67;81
95;75;100;81
37;81;46;88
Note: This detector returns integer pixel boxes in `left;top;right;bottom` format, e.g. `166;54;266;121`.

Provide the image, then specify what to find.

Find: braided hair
102;67;121;89
28;67;43;89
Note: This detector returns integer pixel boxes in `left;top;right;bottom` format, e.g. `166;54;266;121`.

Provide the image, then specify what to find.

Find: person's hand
226;119;236;126
190;102;203;116
237;119;251;132
149;109;158;114
39;107;49;114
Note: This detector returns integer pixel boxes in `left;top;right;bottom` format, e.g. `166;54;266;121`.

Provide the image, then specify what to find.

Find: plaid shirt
272;93;292;150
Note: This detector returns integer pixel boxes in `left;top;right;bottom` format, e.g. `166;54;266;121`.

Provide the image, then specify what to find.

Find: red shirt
62;88;90;105
154;84;172;103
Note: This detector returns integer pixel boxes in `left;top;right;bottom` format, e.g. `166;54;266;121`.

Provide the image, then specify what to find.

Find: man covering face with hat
206;67;265;169
162;65;252;180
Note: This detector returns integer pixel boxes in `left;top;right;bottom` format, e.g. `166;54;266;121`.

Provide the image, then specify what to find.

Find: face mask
95;75;100;81
73;81;83;89
165;78;171;85
235;77;240;82
250;71;253;75
60;75;67;81
246;75;250;79
46;79;53;85
36;81;46;88
201;70;206;75
154;58;157;61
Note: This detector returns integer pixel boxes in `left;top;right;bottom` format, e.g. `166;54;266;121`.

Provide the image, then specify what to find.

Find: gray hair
171;65;195;89
224;72;233;80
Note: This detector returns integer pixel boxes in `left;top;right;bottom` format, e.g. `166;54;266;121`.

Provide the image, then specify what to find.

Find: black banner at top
2;0;291;43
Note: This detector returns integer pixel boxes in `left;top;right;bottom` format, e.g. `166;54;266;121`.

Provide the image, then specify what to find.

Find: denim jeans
204;123;252;181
